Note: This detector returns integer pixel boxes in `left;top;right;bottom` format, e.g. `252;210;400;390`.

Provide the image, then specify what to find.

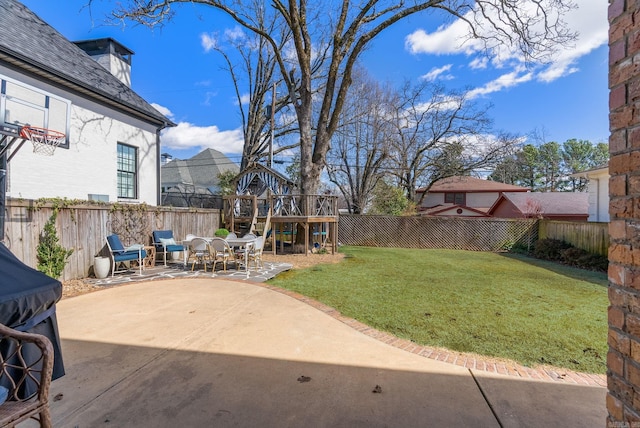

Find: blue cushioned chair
152;230;186;266
106;234;147;277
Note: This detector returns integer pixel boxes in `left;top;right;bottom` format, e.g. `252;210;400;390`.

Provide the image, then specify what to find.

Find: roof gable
420;204;490;217
0;0;172;126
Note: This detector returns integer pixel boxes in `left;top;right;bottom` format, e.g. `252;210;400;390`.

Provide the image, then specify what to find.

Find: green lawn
268;246;608;373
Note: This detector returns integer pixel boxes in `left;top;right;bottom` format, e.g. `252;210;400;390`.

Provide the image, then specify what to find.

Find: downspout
156;121;169;206
594;177;600;222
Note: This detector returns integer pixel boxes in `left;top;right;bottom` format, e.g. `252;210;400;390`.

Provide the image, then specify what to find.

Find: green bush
214;228;230;238
533;239;572;261
37;211;73;279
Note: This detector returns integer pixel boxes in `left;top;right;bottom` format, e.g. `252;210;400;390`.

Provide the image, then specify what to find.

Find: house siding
587;170;610;222
1;63;160;205
466;192;500;208
490;200;521;218
422;193;444;207
422;191;500;209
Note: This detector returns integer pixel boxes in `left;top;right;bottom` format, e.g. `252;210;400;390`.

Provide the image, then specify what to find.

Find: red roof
489;192;589;216
417;176;530;193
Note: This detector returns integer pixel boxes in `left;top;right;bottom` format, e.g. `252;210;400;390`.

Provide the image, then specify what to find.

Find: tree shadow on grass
498;253;607;287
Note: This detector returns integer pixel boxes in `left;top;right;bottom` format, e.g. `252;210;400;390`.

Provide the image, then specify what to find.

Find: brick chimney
73;38;133;87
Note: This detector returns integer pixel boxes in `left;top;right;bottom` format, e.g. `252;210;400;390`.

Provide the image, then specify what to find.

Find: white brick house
0;1;174;205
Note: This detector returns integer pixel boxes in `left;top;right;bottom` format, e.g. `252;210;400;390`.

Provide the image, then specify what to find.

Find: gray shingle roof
0;0;172;126
161;148;240;192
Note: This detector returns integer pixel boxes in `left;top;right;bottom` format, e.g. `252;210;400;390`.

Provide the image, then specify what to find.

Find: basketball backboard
0;75;69;147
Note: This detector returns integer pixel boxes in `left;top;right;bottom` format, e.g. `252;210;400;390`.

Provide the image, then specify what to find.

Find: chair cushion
107;234;125;253
113;249;146;262
159;237;176;246
0;385;8;405
165;244;185;252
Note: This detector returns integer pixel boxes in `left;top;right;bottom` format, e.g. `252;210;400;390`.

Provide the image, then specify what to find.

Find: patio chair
0;323;54;428
210;238;235;272
152;230;186;266
247;236;265;270
186;238;211;272
106;234;147;277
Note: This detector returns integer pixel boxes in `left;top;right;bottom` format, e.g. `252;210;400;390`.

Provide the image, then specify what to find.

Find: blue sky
21;1;609;166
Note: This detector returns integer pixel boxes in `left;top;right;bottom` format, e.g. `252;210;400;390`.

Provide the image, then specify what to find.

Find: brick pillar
608;0;640;424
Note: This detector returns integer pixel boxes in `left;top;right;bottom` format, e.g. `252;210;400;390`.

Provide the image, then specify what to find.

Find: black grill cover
0;242;65;394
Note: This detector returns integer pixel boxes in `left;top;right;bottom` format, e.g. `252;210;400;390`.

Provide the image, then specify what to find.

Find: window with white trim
117;143;137;199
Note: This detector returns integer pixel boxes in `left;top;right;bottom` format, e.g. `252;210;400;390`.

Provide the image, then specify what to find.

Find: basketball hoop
19;126;65;156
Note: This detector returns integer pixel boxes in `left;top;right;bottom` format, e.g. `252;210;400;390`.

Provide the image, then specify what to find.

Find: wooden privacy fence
338;215;538;251
3;199;221;281
538;220;609;256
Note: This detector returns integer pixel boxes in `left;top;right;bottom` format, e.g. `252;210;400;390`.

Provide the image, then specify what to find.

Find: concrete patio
45;278;606;427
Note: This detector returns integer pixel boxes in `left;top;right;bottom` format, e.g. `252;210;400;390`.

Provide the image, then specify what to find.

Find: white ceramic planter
94;256;110;279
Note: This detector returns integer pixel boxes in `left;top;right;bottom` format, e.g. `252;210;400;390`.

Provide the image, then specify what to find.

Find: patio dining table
182;236;258;273
224;236;258;272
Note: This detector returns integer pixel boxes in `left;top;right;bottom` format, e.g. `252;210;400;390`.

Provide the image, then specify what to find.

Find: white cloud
536;1;608;82
405;19;482;56
161;122;244;154
421;64;454;81
404;0;608;91
469;57;488;70
202;91;218;106
200;33;218;52
224;26;245;41
467;69;533;99
151;103;174;120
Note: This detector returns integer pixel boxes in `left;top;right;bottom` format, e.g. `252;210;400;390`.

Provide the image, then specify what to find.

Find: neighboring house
570;165;610;222
416;176;529;217
161;148;239;207
488;192;589;221
0;0;174;205
418;205;490;217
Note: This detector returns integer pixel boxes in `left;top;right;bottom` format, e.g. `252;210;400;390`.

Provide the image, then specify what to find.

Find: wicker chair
186;238;211;271
247;236;265;270
210;238;235;272
0;323;53;428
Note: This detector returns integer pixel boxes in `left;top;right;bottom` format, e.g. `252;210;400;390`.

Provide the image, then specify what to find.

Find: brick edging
256;283;606;388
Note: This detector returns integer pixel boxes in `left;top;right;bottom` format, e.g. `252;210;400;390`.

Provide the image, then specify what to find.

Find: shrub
527;238;607;272
580;253;609;272
37;211;73;279
214;228;230;238
561;247;590;267
562;247;608;272
533;239;571;261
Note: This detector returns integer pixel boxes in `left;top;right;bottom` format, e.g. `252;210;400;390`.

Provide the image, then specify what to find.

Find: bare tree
203;9;298;169
110;0;576;199
387;81;519;205
326;68;393;214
